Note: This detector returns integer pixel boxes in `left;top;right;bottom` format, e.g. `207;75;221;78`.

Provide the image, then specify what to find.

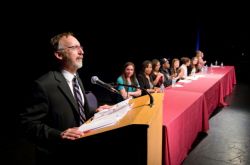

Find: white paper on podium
78;99;132;132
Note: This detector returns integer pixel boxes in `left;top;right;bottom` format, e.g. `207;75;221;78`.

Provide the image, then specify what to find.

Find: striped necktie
72;76;86;125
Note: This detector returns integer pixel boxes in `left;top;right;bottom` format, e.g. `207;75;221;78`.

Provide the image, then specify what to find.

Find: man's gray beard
74;60;82;69
65;58;82;70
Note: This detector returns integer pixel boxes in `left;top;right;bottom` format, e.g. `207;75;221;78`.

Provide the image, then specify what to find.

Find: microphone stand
116;83;154;108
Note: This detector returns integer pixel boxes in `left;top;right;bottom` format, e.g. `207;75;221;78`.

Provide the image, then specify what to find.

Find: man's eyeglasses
57;45;83;51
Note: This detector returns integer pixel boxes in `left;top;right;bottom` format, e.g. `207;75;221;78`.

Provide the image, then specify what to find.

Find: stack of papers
78;99;132;132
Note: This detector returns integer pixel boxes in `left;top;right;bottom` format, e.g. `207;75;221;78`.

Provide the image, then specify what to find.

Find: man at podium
20;32;111;164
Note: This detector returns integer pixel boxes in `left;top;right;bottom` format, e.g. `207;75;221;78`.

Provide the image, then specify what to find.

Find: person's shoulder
160;68;167;74
137;73;144;77
117;76;124;83
180;65;185;69
117;76;122;80
36;71;61;84
37;71;55;81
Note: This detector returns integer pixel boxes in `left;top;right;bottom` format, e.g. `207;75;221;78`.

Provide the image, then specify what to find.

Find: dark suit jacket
20;71;95;158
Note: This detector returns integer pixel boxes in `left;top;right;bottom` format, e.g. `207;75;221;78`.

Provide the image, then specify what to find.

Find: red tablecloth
166;66;236;116
163;66;236;165
163;91;209;165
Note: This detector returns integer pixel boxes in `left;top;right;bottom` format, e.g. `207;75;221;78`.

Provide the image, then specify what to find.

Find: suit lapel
54;71;79;112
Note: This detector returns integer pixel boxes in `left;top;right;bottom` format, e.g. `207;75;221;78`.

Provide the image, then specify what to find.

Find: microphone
91;76;120;94
116;83;154;108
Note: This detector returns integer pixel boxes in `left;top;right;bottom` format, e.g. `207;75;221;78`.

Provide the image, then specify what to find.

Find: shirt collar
61;70;76;82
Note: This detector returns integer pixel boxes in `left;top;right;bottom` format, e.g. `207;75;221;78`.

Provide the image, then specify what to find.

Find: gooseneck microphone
116;83;154;108
91;76;120;94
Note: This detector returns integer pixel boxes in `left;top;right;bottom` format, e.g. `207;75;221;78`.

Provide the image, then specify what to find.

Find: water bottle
220;62;224;67
204;65;208;73
160;84;165;92
201;66;204;73
172;79;176;87
215;60;218;66
191;69;196;77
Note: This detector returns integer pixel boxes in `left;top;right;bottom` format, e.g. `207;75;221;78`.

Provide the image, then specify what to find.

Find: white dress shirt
61;70;85;105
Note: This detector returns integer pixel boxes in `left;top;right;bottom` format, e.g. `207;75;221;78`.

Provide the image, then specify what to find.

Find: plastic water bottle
220;62;224;67
160;84;165;92
215;60;218;66
172;79;176;87
191;69;196;77
204;65;208;73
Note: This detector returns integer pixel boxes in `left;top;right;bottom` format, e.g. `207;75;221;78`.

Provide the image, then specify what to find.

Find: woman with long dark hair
116;62;141;100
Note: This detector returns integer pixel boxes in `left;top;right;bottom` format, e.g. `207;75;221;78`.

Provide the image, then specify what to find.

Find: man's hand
60;127;84;140
96;104;113;112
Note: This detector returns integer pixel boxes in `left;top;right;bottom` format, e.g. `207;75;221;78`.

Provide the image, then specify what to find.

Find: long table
163;66;236;165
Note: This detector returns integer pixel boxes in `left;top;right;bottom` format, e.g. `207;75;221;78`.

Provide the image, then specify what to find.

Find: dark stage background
1;5;249;164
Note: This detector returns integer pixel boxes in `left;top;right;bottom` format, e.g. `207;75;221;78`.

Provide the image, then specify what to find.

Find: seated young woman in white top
178;57;191;79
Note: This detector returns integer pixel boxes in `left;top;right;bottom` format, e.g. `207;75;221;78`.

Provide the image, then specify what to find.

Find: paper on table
196;75;205;78
78;99;132;132
178;79;192;83
211;65;220;68
172;84;183;88
186;76;199;80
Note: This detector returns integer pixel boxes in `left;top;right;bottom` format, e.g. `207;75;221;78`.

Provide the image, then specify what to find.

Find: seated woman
116;62;141;100
178;57;191;79
196;50;206;70
170;58;181;80
188;56;200;76
151;59;164;87
137;60;161;96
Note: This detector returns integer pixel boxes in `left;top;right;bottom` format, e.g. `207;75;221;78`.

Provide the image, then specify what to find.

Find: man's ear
54;52;63;60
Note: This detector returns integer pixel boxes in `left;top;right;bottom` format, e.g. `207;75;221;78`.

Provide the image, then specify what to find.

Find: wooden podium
63;93;163;165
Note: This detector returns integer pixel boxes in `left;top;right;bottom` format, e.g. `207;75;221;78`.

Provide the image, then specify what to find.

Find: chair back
85;91;98;111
